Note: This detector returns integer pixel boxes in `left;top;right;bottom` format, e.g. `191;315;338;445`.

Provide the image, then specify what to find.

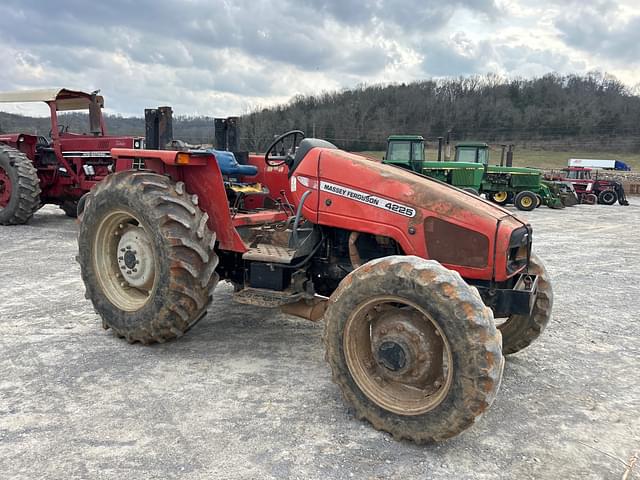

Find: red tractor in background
545;167;629;206
77;126;553;443
0;88;144;224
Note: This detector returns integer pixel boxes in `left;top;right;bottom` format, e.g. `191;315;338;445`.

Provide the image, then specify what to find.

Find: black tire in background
488;191;510;205
78;171;219;344
597;190;617;205
0;144;41;225
323;256;504;442
60;200;78;218
498;253;553;354
514;191;537;211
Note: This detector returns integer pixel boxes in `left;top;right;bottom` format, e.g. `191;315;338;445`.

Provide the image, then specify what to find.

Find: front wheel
323;256;504;442
498;253;553;354
514;191;537;211
78;171;220;343
488;191;509;205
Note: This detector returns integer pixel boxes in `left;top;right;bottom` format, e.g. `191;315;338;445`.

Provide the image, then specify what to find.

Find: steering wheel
48;125;68;138
265;130;305;167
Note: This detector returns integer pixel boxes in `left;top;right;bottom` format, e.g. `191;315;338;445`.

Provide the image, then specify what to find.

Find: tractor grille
451;169;477;186
424;217;489;268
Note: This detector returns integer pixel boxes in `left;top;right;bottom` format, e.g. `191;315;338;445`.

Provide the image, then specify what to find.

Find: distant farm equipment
382;137;575;210
546;167;629;206
0;88;144;224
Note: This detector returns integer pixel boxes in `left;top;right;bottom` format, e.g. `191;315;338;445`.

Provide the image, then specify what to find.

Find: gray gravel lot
1;201;639;480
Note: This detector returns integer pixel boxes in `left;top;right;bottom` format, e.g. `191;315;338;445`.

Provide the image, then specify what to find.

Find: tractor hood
326;150;521;225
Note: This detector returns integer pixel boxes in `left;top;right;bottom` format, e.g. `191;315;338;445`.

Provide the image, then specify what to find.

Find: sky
0;0;639;117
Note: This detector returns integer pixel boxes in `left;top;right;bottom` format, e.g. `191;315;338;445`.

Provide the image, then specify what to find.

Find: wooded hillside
240;73;640;152
2;73;639;154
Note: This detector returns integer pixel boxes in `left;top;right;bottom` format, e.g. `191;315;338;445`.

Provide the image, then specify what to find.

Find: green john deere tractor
454;142;570;210
384;135;485;194
383;137;570;211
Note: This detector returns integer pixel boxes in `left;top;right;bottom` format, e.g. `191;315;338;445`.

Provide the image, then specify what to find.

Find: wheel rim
493;191;508;202
602;192;615;203
520;196;533;208
93;210;157;311
343;296;453;416
0;166;12;208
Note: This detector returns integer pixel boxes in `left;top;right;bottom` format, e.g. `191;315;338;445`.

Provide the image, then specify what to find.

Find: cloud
554;1;640;64
0;0;637;117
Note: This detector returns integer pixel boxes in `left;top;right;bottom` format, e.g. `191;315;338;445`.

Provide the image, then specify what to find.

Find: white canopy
0;88;104;111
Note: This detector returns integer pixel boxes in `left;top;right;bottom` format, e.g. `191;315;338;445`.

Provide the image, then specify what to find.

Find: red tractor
0;88;144;224
77;130;553;442
546;167;629;206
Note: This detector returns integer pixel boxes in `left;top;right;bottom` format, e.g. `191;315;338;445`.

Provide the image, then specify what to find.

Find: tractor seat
210;149;258;177
290;138;337;176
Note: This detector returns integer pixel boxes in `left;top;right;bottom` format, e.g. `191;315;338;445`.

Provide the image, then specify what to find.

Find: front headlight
507;226;531;273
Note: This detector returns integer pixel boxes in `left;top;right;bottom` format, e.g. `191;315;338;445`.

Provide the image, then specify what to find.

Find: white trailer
568;158;631;170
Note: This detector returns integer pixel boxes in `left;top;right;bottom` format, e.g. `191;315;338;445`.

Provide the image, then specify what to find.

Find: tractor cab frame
0;88;144;220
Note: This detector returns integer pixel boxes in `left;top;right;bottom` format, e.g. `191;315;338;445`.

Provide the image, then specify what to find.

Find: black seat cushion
290;138;337;176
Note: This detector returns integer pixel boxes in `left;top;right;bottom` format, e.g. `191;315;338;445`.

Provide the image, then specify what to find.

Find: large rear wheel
323;256;504;442
497;253;552;354
78;171;219;343
0;145;41;225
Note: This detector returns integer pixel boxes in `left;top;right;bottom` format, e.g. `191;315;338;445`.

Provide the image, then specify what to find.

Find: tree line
2;73;639;152
240;73;640;152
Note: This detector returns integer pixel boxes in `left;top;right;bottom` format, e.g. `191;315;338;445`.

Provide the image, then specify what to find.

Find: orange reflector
176;152;190;164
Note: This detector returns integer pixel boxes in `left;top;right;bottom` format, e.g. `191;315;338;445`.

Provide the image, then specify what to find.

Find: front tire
78;171;219;344
514;191;537;211
0;144;41;225
323;256;504;442
498;253;553;354
488;191;509;206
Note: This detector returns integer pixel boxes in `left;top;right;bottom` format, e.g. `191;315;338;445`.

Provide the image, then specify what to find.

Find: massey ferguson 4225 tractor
0;89;144;224
78;131;552;442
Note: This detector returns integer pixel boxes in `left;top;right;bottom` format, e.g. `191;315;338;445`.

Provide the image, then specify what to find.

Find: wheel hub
377;341;407;371
343;296;453;416
0;167;12;208
117;227;155;289
371;310;444;386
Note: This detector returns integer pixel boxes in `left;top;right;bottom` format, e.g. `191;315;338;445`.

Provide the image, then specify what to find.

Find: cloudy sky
0;0;639;117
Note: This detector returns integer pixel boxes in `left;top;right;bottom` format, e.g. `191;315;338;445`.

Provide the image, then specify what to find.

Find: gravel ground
1;200;639;480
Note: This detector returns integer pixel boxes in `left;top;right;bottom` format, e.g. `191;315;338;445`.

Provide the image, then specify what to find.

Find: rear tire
514;191;537;211
462;187;479;195
323;256;504;442
498;254;552;354
78;171;219;344
597;190;617;205
0;144;41;225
